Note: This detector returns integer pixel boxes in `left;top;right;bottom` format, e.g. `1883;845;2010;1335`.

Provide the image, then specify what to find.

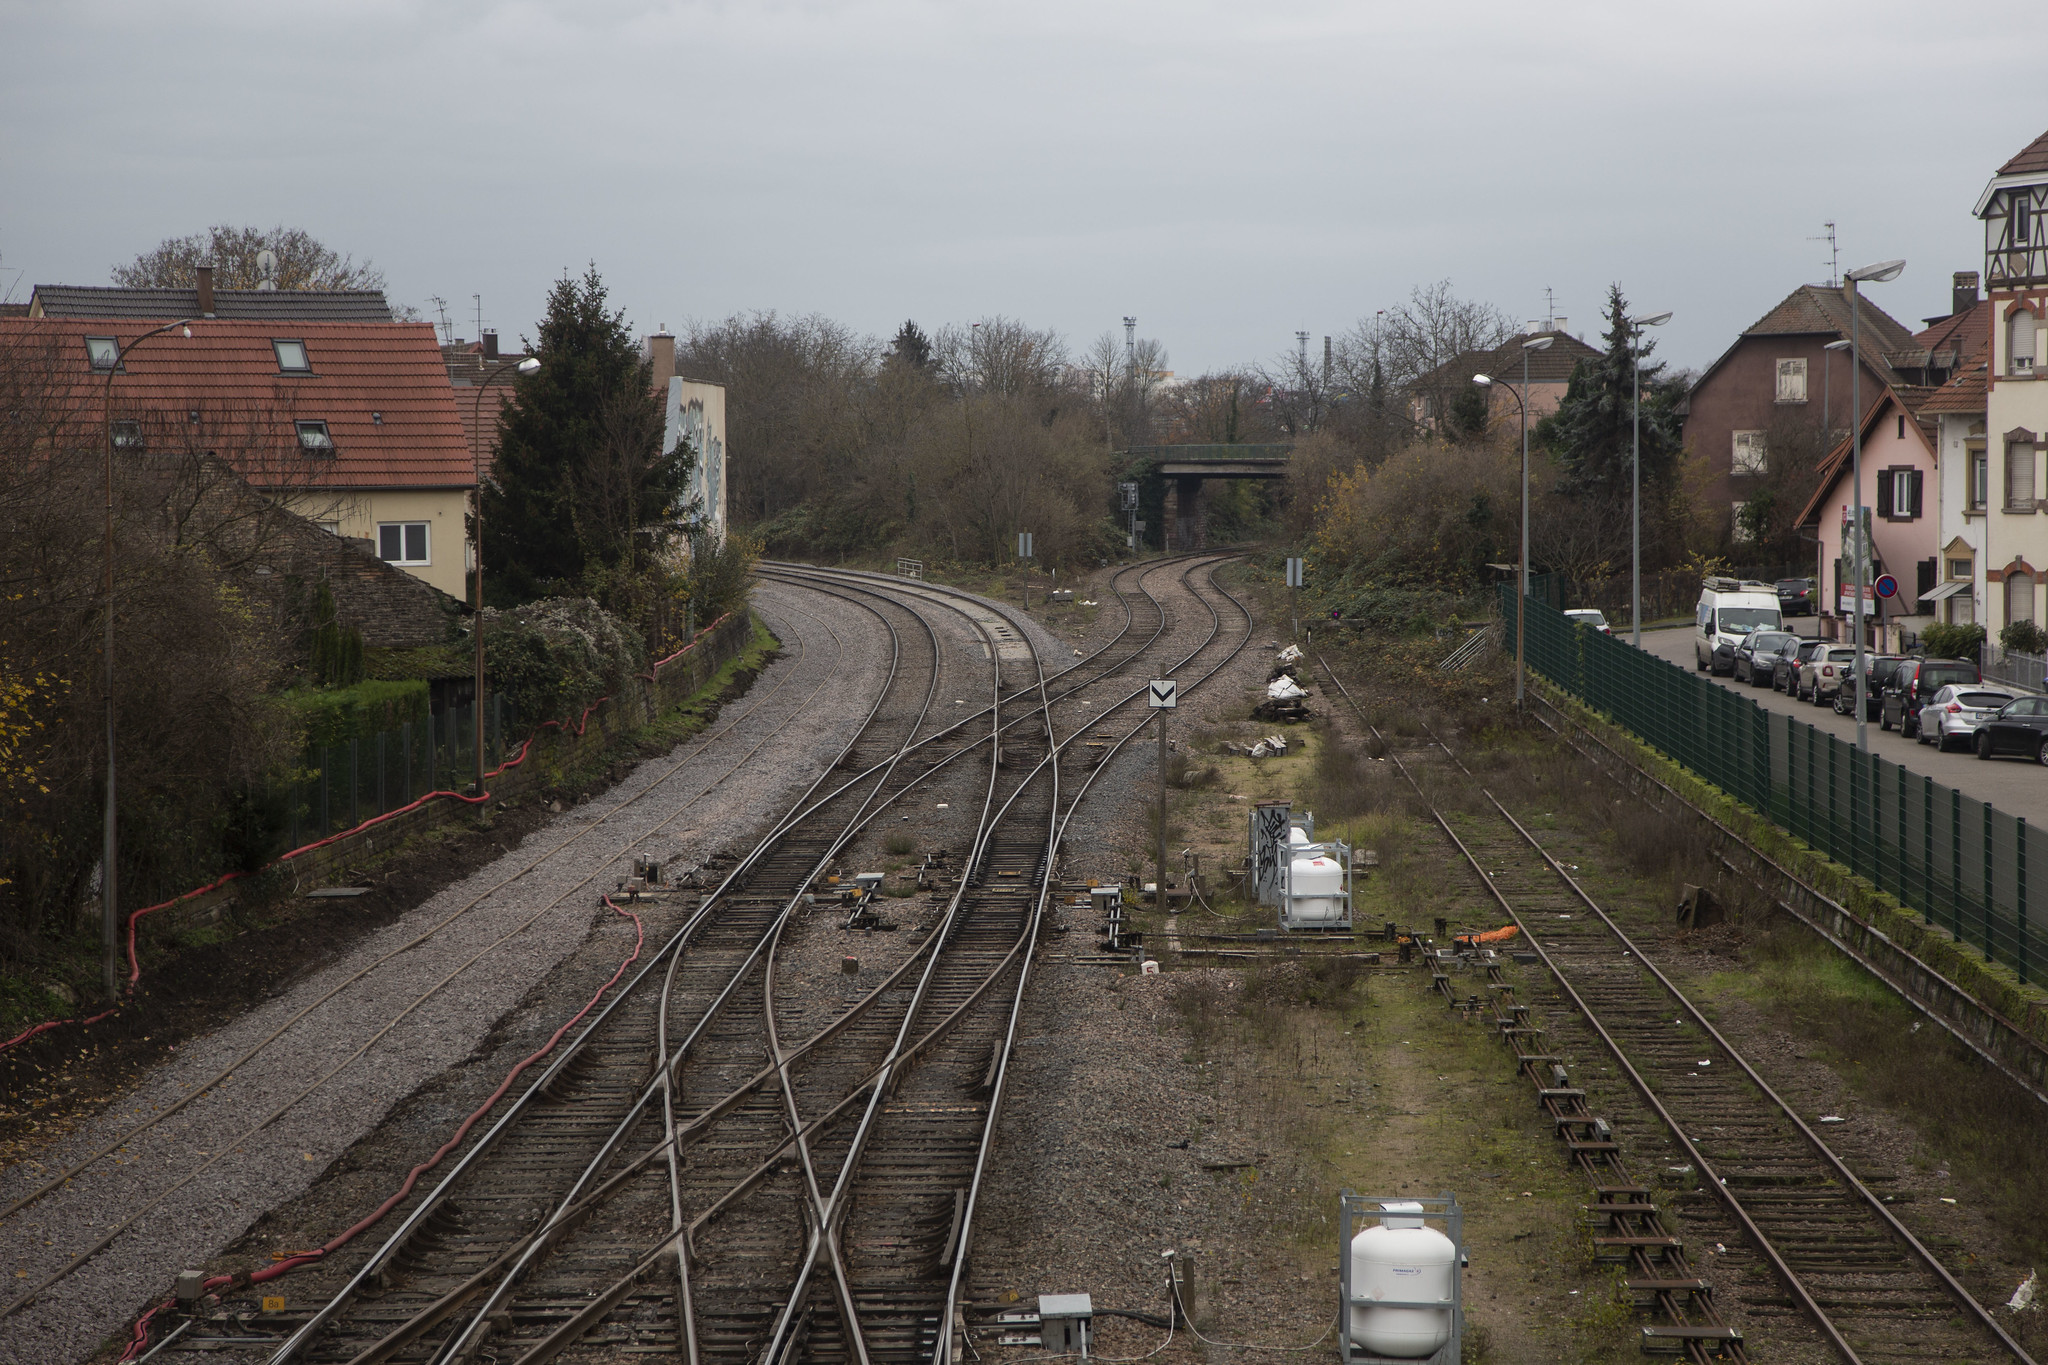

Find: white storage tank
1348;1203;1456;1358
1288;851;1346;923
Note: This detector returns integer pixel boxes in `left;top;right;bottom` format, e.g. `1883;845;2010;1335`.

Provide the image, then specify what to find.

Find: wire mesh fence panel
1503;585;2048;980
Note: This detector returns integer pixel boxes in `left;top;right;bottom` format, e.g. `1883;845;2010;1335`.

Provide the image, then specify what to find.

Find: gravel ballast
0;582;888;1365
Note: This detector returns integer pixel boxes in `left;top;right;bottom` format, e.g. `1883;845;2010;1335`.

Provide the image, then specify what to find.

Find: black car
1777;577;1818;616
1974;696;2048;762
1777;639;1827;696
1882;658;1983;738
1833;654;1908;719
1735;630;1795;685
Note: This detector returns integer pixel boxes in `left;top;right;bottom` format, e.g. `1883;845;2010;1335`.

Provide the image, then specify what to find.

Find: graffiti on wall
662;377;727;542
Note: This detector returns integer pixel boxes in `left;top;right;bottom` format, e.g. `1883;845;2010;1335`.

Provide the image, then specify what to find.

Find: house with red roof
1796;386;1941;647
0;303;475;599
1976;128;2048;640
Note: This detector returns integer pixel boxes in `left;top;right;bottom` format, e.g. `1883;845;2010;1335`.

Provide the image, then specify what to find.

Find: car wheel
1881;711;1893;731
1696;655;1707;672
1977;731;1993;760
2037;738;2048;767
1904;716;1919;739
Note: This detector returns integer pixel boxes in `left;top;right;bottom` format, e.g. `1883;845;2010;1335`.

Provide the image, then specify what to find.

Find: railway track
1318;658;2035;1365
89;554;1249;1365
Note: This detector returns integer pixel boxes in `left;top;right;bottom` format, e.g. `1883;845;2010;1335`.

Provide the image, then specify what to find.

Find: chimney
195;263;214;316
649;328;676;392
482;330;499;360
1954;270;1981;318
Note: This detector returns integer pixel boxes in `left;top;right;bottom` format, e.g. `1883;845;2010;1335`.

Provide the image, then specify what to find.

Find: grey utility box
1038;1293;1093;1355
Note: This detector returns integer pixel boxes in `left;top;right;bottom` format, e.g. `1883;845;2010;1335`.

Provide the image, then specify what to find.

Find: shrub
1999;619;2047;657
1921;621;1985;661
283;679;430;749
484;597;645;726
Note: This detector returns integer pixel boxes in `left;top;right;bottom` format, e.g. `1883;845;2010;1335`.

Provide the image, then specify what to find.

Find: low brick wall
146;609;761;938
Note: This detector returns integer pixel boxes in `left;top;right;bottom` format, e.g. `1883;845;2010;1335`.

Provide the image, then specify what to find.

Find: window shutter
1918;557;1936;602
1877;471;1893;518
1909;469;1924;518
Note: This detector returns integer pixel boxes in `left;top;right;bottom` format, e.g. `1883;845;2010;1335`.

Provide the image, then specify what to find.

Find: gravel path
0;582;888;1365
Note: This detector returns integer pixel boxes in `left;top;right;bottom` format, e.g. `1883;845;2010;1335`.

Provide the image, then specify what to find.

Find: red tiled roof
458;384;516;469
0;317;472;489
1910;298;1993;362
2000;130;2048;177
1920;363;1988;414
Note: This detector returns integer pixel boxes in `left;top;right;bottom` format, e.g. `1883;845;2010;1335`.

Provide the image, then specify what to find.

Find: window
1775;357;1808;403
1878;468;1922;520
1732;430;1767;474
1897;415;1906;440
295;419;336;454
1972;448;1989;510
2010;570;2036;625
84;336;119;370
1949;557;1973;580
2009;440;2039;510
272;339;310;373
110;420;143;450
2011;309;2037;375
377;522;429;565
1730;500;1750;540
2019;197;2034;246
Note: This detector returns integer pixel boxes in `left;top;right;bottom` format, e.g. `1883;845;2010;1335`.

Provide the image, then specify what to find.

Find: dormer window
273;339;310;373
85;337;120;370
110;420;144;450
295;419;336;454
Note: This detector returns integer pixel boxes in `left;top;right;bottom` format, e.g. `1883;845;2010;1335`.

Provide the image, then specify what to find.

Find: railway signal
1152;678;1176;910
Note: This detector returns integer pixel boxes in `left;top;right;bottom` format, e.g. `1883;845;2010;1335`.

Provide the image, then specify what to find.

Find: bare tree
114;225;387;292
1335;281;1517;437
934;316;1070;400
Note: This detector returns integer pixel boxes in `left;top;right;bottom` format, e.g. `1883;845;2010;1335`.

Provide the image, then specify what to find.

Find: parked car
1832;654;1908;719
1564;609;1612;635
1920;683;2018;750
1881;657;1984;738
1777;577;1818;616
1735;630;1795;685
1694;577;1783;674
1975;696;2048;762
1777;639;1828;696
1802;647;1861;706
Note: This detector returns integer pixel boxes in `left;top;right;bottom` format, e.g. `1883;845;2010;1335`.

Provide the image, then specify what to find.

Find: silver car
1921;683;2020;751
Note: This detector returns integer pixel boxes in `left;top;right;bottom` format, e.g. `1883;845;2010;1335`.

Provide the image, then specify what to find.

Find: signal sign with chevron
1148;679;1177;709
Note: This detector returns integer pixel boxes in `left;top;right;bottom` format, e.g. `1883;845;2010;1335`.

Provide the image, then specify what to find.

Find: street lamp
1823;337;1851;442
1627;311;1672;648
471;355;541;796
1845;258;1905;752
1474;331;1553;710
99;318;194;999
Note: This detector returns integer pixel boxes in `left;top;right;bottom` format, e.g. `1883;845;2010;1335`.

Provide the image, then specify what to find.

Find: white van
1695;576;1784;674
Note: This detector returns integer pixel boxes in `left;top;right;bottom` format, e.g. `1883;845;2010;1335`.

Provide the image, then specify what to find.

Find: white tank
1288;854;1345;922
1288;826;1311;847
1348;1218;1455;1358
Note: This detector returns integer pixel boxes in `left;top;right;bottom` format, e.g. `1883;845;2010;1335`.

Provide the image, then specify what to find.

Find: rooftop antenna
473;294;483;348
429;296;452;343
1809;221;1840;287
1543;286;1556;329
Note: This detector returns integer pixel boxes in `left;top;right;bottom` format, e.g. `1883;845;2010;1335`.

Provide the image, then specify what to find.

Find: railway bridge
1121;443;1292;549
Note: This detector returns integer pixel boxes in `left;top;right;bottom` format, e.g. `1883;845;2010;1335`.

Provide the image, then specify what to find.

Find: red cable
114;895;646;1360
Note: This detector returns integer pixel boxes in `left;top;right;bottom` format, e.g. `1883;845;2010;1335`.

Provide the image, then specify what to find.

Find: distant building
1976;128;2048;635
650;331;728;542
1408;327;1601;434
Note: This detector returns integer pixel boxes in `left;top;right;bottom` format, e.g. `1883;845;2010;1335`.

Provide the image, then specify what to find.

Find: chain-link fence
280;694;513;847
1504;584;2042;984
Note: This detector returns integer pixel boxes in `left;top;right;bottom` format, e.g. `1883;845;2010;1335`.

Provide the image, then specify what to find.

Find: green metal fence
1504;584;2042;983
282;694;512;847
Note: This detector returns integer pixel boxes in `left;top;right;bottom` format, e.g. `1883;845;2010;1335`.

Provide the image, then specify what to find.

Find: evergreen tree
886;319;934;371
1535;284;1685;511
483;266;685;604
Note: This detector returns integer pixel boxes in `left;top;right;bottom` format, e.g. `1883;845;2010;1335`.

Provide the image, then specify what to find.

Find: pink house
1797;387;1941;646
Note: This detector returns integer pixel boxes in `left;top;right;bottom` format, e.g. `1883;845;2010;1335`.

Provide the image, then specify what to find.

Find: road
1638;625;2048;823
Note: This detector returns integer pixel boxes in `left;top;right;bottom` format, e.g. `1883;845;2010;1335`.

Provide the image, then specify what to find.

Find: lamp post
1627;311;1673;648
99;318;194;999
1845;258;1906;752
1474;332;1552;710
1823;337;1851;444
471;355;541;796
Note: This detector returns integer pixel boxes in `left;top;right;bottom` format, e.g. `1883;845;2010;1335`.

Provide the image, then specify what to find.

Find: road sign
1285;557;1305;589
1875;574;1899;599
1148;679;1178;709
1017;532;1033;559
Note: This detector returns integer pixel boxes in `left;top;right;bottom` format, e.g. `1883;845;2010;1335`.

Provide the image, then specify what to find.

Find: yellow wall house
1978;128;2048;632
6;299;474;599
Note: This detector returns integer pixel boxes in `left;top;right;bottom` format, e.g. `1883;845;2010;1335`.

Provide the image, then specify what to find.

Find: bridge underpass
1121;444;1293;549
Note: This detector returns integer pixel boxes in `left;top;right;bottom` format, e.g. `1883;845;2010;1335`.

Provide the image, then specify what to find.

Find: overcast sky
4;1;2043;377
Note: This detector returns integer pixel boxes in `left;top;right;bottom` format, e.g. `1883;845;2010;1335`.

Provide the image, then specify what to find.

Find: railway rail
84;555;1249;1365
1318;656;2035;1365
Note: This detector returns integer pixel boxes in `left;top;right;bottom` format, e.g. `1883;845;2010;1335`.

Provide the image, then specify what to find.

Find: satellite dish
255;249;278;291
